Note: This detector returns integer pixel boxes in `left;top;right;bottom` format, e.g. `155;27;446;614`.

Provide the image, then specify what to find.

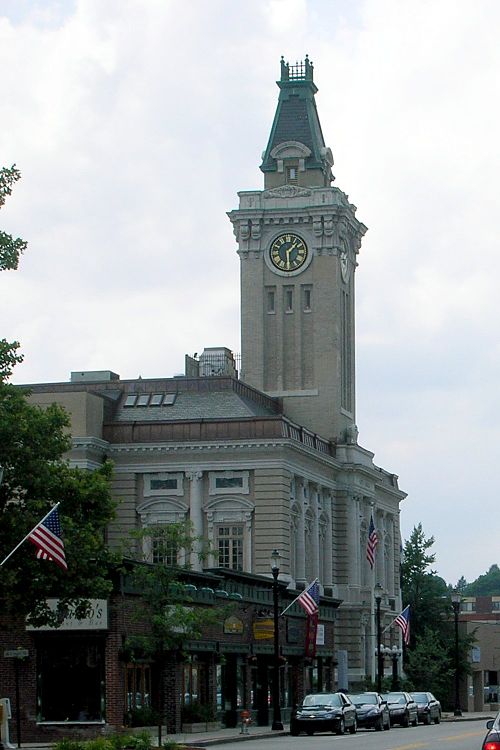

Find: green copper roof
260;56;328;175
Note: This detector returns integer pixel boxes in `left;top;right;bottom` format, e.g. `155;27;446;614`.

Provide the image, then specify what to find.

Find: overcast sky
1;0;499;586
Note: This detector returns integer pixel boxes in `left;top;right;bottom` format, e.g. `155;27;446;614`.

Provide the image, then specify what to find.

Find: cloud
1;0;499;583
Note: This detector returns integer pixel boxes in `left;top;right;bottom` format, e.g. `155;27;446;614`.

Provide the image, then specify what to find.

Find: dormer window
286;165;298;184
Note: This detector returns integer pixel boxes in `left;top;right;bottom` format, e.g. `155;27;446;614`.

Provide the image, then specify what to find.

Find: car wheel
306;729;314;736
336;718;345;735
375;716;383;731
290;724;299;736
402;712;409;727
349;718;357;734
424;713;432;725
434;712;441;725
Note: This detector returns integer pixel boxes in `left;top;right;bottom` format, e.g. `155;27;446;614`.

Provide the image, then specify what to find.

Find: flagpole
0;502;61;567
280;578;318;616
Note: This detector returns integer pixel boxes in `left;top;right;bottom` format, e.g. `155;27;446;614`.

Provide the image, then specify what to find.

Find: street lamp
374;583;384;693
270;549;284;731
451;592;462;716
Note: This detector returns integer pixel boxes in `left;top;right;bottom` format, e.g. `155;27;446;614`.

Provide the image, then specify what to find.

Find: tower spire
260;56;334;188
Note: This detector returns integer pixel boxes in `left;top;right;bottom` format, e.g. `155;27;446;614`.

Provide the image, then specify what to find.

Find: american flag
28;506;67;571
366;514;378;569
395;605;411;645
297;580;320;616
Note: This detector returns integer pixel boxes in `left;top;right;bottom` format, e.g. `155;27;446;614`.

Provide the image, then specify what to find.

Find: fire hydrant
240;709;251;734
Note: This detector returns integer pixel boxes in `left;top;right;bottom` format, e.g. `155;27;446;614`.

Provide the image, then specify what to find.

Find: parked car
350;692;391;731
290;691;357;736
482;712;500;749
381;691;418;727
410;691;441;724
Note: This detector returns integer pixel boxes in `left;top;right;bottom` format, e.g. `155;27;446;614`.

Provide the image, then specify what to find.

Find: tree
1;164;26;378
0;164;27;271
401;523;475;706
0;379;118;624
464;565;500;596
401;523;448;646
122;523;224;743
0;163;117;621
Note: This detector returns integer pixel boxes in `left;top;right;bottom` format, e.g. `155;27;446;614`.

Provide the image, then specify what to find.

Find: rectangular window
137;394;150;407
217;525;244;571
150;478;178;491
286;166;298;184
267;289;275;314
285;288;293;313
38;639;105;722
215;477;243;489
125;663;151;713
152;536;178;566
303;287;312;311
124;394;137;407
150;394;164;406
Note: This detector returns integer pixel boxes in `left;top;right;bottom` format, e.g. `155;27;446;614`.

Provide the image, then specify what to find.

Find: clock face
269;233;308;273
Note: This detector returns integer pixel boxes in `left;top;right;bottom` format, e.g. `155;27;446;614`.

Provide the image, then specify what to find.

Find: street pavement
16;711;497;749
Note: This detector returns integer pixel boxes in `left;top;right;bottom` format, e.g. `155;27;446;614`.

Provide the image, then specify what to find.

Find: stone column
295;479;306;586
387;514;395;596
186;469;203;571
312;485;321;581
348;495;360;587
324;492;334;588
375;509;384;588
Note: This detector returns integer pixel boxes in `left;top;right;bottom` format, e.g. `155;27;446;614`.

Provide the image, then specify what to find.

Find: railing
280;55;314;82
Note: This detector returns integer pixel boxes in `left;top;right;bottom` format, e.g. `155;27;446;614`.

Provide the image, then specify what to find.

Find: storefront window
125;664;151;712
37;638;105;722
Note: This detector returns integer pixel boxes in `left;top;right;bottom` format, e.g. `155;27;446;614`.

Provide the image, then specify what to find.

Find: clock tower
228;56;367;441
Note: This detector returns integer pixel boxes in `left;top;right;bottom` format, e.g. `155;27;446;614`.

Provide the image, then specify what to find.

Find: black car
350;692;391;731
381;691;418;727
290;691;357;736
482;711;500;749
410;691;441;724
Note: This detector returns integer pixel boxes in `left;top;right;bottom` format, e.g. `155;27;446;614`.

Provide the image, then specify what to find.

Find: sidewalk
16;712;497;750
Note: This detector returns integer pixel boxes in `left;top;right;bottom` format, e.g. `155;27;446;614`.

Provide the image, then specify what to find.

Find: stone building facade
1;57;408;740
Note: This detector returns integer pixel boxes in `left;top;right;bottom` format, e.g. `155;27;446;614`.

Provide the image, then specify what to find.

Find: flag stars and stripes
28;506;67;571
366;513;378;570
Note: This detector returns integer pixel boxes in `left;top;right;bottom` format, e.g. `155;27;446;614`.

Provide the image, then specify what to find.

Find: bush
181;701;215;723
54;732;152;750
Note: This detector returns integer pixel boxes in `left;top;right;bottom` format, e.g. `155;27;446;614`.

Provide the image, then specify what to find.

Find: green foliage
127;706;159;727
181;701;216;723
0;339;23;382
0;165;27;271
401;523;477;708
0;378;118;623
54;733;153;750
401;523;448;647
464;564;500;596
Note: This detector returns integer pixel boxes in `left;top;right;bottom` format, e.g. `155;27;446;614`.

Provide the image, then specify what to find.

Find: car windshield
411;693;428;702
383;693;405;704
350;694;377;705
303;694;341;708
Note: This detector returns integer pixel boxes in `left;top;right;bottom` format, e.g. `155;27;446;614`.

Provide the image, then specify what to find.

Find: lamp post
451;592;462;716
389;645;401;691
270;549;284;731
374;583;384;693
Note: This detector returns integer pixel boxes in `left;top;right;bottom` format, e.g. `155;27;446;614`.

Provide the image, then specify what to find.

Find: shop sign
26;599;108;631
223;615;244;634
253;618;274;640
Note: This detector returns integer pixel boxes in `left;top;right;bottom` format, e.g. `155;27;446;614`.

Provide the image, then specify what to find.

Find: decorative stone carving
263;185;312;199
